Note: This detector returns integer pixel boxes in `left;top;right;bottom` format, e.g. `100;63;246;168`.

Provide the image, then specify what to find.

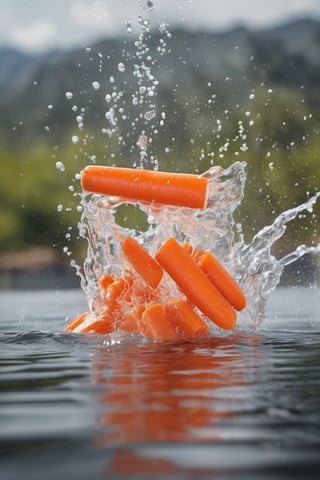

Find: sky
1;0;320;53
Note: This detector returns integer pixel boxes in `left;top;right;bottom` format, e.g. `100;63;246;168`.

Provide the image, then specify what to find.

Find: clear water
0;287;319;479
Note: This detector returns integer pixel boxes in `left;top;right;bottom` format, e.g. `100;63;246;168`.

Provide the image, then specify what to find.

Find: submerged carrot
198;251;246;311
155;237;237;330
140;303;177;341
165;298;210;339
122;237;163;289
81;165;208;209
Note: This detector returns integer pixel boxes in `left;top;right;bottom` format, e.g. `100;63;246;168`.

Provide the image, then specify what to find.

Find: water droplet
249;93;255;100
240;143;248;152
57;204;63;212
72;135;79;144
109;76;115;83
145;0;155;11
126;20;133;33
137;134;148;149
48;104;54;110
144;110;156;121
118;62;126;73
55;161;65;172
92;81;100;90
65;91;73;100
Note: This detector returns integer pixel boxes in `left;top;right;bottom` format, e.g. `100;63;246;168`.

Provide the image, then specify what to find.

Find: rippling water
0;287;319;479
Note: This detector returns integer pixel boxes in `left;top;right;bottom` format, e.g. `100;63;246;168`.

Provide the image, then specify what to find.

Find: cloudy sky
1;0;320;53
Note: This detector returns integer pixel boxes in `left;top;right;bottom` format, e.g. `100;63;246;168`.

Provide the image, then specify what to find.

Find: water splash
62;4;319;338
77;162;319;335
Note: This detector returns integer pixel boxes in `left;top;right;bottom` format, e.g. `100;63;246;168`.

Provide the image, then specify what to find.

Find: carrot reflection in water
91;335;260;452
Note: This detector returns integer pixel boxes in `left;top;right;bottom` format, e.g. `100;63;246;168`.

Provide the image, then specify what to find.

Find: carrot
198;251;246;311
99;273;114;290
165;298;210;339
155;237;237;330
119;305;146;335
81;165;208;209
105;277;130;311
122;237;163;289
78;319;114;334
140;303;177;341
64;311;87;332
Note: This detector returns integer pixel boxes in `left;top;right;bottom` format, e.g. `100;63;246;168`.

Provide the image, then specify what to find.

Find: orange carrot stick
81;165;208;209
165;298;210;339
79;319;114;334
99;273;114;290
64;312;87;332
122;236;163;289
140;303;177;341
198;251;246;311
155;237;237;330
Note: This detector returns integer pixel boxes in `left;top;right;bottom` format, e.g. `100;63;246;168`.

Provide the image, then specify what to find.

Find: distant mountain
0;18;319;148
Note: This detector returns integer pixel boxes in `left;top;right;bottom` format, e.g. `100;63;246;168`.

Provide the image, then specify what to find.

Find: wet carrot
198;251;246;311
105;277;130;311
99;273;114;291
120;305;146;335
64;312;87;332
140;303;177;341
79;319;114;334
165;298;210;339
122;237;163;289
155;237;237;330
81;165;208;209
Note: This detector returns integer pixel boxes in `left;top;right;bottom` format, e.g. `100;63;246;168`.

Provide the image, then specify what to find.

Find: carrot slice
155;237;237;330
198;251;246;311
140;303;177;341
122;237;163;289
81;165;208;209
165;298;210;339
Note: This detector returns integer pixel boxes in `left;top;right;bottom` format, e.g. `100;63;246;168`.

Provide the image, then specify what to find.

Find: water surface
0;287;319;479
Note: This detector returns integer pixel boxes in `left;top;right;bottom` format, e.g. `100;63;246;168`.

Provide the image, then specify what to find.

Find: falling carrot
122;236;163;289
198;251;246;311
155;237;237;330
81;165;208;209
165;298;210;339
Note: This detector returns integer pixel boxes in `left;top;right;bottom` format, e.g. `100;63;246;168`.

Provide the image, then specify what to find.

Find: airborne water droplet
55;161;65;172
71;135;79;144
92;81;100;90
118;62;126;73
65;91;73;100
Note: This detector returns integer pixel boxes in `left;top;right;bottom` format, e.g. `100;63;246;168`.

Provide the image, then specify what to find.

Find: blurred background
0;0;319;289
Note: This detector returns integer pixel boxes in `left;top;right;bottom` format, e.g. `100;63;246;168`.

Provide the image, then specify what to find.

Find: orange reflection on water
91;335;260;447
